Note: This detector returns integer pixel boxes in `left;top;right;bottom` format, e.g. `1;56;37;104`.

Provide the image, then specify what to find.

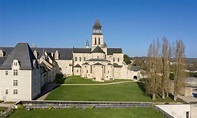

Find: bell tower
92;19;104;49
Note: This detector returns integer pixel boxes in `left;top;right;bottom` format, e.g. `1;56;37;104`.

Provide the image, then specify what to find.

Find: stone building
0;19;141;101
0;43;41;101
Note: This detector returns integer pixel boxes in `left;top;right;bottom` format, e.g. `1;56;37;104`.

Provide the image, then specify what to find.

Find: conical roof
93;19;102;30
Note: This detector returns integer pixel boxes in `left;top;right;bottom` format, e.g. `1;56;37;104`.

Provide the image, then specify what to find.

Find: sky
0;0;197;58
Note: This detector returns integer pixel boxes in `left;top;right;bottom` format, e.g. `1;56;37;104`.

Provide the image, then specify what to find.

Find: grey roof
0;43;37;70
92;46;105;53
0;57;7;66
73;48;91;53
113;63;122;68
93;62;103;66
131;66;140;71
107;48;122;55
87;58;110;62
32;48;73;60
93;19;102;30
0;46;73;60
107;63;112;65
82;62;89;65
0;47;14;57
74;64;81;68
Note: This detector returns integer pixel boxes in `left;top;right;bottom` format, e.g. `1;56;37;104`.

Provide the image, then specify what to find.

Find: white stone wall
92;65;104;81
92;35;104;49
56;60;72;76
156;105;190;118
191;104;197;118
0;69;34;101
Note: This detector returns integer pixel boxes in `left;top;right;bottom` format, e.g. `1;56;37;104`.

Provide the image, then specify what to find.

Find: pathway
61;81;134;86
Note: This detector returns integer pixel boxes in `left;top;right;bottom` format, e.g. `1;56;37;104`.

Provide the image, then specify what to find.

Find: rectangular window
113;58;115;62
5;89;8;94
13;80;18;86
79;57;81;61
84;57;86;61
118;58;119;62
186;111;189;118
13;69;18;76
75;57;77;61
14;62;17;66
5;71;8;75
13;89;18;94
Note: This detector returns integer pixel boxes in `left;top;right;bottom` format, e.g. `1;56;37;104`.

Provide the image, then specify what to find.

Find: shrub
0;100;3;103
17;104;24;109
48;106;53;110
89;105;95;109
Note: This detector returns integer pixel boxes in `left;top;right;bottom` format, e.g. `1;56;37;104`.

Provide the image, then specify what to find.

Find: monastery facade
0;19;141;101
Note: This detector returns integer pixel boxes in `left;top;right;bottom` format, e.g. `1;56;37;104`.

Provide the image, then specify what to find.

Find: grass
8;108;164;118
48;76;184;102
46;82;151;101
55;76;131;84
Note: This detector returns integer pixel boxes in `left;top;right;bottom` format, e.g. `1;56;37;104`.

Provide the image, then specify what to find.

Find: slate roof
0;47;14;57
107;48;122;55
131;66;140;71
73;48;91;53
87;58;110;62
113;63;122;68
93;62;103;66
0;57;7;66
93;19;102;30
32;48;73;60
0;47;73;60
82;62;89;65
74;64;81;68
0;43;37;70
92;46;105;53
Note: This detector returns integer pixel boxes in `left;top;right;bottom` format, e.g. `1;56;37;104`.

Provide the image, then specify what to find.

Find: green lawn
55;76;131;84
8;108;164;118
46;82;151;101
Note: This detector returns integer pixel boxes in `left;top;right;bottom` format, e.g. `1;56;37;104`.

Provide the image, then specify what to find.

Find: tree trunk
152;93;156;100
166;92;169;98
162;90;165;99
174;92;177;101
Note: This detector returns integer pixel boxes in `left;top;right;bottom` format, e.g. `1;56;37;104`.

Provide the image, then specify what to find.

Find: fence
16;100;152;109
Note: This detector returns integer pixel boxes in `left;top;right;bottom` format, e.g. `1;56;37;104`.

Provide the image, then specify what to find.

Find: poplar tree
173;40;186;101
161;37;171;99
146;40;162;100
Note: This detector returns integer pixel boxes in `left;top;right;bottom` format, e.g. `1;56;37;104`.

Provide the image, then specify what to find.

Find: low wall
16;100;152;109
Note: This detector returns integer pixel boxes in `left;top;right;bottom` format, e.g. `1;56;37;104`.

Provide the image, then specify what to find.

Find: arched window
95;38;97;44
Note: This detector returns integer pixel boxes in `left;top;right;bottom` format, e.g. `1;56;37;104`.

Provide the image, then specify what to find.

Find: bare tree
146;39;162;100
173;40;186;101
161;37;171;99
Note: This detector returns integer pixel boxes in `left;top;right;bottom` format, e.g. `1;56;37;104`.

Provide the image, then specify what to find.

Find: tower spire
86;40;89;48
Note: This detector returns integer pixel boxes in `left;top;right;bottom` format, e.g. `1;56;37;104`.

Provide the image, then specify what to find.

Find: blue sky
0;0;197;57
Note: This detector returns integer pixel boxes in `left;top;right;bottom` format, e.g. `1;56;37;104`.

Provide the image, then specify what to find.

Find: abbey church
0;19;141;101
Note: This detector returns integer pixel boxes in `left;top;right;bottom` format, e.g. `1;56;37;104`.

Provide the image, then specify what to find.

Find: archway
133;76;138;80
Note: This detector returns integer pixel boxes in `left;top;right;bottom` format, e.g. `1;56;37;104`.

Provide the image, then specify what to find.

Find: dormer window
12;59;20;69
55;50;59;60
0;49;4;57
